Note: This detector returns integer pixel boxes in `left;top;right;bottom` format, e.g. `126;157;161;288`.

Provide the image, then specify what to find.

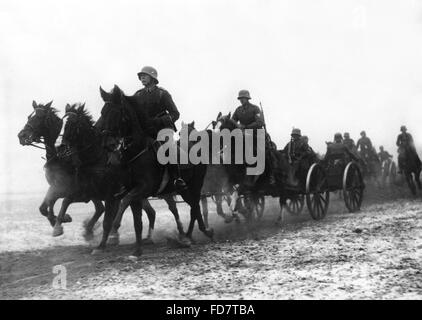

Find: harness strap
127;140;161;164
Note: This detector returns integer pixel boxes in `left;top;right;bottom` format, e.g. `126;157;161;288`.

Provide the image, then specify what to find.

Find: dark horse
17;100;105;236
398;146;421;195
58;103;156;255
180;121;234;228
98;87;186;245
99;85;213;256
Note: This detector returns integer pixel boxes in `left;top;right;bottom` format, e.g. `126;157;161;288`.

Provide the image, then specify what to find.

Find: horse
398;146;422;195
214;112;281;221
99;85;213;256
17;100;105;237
180;121;234;227
98;87;186;245
359;148;382;186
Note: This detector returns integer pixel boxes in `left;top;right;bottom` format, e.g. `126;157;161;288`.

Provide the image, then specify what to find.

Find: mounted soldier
378;146;393;163
356;130;373;159
230;90;277;186
343;132;356;151
131;66;186;190
396;125;421;174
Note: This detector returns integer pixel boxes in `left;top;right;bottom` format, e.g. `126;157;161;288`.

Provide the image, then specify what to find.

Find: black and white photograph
1;0;421;302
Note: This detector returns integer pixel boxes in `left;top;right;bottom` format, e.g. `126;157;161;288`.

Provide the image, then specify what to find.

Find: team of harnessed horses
17;87;420;256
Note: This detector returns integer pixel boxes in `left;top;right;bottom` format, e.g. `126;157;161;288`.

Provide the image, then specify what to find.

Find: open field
0;184;421;299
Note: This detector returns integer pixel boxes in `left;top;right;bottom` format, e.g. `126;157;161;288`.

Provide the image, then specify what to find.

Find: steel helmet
400;125;407;131
344;132;350;138
237;90;251;100
360;130;366;136
138;66;159;83
334;132;342;141
291;128;301;136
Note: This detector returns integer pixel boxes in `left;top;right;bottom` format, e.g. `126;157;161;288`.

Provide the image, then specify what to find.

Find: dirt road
0;185;421;299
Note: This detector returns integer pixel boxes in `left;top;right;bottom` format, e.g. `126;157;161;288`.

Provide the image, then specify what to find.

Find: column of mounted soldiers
98;65;422;190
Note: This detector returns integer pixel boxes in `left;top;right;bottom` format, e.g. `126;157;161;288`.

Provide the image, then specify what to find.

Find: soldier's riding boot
171;164;187;191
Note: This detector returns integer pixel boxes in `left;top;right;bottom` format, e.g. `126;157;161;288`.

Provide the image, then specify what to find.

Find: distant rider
396;125;421;173
356;130;373;159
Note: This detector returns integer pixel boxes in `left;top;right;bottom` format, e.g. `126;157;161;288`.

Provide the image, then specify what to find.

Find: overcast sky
1;0;422;194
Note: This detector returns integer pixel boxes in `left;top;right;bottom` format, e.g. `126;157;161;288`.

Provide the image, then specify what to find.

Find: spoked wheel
285;195;305;215
306;163;330;220
343;162;365;212
253;195;266;219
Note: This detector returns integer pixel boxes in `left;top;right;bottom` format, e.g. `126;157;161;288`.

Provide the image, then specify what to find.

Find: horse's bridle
22;109;47;150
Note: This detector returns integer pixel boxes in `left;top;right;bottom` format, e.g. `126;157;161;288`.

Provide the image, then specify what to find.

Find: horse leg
52;197;73;237
416;170;422;190
277;197;286;225
216;194;233;223
93;199;119;254
200;196;209;229
110;186;144;242
405;172;417;195
83;200;105;241
40;187;57;227
181;190;213;240
164;195;184;235
130;201;144;256
140;199;155;244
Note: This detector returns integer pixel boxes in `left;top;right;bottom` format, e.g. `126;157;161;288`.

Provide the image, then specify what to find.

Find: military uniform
132;85;179;138
357;136;372;153
378;150;393;162
343;138;356;151
283;139;305;162
132;65;186;190
396;132;414;149
231;102;264;129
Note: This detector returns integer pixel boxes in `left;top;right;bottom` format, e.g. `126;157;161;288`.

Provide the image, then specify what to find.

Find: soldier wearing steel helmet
231;90;278;186
343;132;356;151
133;66;180;136
132;66;186;189
356;130;373;159
231;90;264;130
282;128;307;186
396;125;421;173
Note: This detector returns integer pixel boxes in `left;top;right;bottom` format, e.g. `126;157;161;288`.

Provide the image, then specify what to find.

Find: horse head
99;85;137;150
62;103;95;148
18;100;61;146
215;112;237;131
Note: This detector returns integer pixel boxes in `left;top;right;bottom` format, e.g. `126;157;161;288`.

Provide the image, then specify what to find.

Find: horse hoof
205;228;214;239
130;248;143;257
107;234;120;245
52;225;64;237
83;231;94;242
62;214;72;223
142;238;154;245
